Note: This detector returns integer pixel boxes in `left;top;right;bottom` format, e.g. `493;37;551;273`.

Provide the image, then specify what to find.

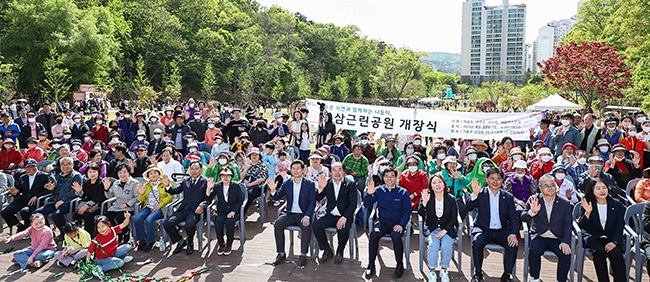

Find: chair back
626;178;642;201
171;173;190;184
4;173;14;187
134;177;147;185
572;203;582;221
624;203;645;234
36;160;54;172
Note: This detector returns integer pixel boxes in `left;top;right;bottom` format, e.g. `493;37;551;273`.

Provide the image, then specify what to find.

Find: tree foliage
41;47;72;104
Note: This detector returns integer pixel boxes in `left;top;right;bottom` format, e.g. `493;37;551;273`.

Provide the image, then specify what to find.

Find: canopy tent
526;94;583;111
418;97;442;103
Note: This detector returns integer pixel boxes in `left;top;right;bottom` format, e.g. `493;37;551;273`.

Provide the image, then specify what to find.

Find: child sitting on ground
86;213;133;273
55;222;91;267
0;213;56;270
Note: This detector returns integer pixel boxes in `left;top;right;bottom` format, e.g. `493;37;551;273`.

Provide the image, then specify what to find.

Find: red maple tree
538;41;633;112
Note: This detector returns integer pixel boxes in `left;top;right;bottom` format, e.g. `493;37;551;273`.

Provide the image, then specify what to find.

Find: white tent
526;94;583;111
418;97;442;103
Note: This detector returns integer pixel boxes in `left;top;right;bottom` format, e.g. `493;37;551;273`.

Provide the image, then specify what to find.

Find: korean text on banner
305;99;543;141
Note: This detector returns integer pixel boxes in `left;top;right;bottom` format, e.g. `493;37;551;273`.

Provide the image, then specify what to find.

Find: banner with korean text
305;99;544;140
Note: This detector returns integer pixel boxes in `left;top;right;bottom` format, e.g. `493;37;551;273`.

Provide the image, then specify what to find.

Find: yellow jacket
137;182;175;213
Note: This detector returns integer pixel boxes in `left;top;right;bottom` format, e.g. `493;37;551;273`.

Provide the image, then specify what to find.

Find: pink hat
318;145;330;154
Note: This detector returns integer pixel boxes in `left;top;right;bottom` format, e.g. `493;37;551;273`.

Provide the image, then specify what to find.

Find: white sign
305;99;543;140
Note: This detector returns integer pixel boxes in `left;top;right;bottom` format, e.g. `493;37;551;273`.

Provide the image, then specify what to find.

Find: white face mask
216;139;223;144
72;145;81;151
63;134;71;139
74;119;81;123
468;154;477;161
153;134;161;139
555;173;566;180
124;114;131;119
512;155;522;161
437;154;446;160
637;117;646;123
52;144;61;149
112;137;119;142
187;138;194;143
3;144;12;149
623;122;632;127
360;139;369;145
276;118;283;123
514;173;525;179
577;157;587;165
96;120;103;125
137;136;144;141
541;155;553;162
644;126;650;133
561;120;570;126
599;146;609;153
378;165;388;173
28;118;35;123
94;146;102;150
194;115;201;120
335;143;342;147
405;149;414;155
84;137;91;142
208;124;215;129
218;158;228;165
607;126;616;131
629;131;637;136
150;118;158;123
189;103;195;108
413;140;421;146
408;166;417;173
166;111;172;116
189;148;197;153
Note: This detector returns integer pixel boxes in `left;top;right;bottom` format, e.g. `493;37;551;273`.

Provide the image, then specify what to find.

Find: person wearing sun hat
378;135;401;165
499;148;526;174
205;151;241;182
23;137;46;162
530;147;555;181
398;155;428;209
133;165;175;252
0;138;24;170
241;148;268;215
206;166;245;256
604;144;641;190
504;160;536;209
129;130;149;153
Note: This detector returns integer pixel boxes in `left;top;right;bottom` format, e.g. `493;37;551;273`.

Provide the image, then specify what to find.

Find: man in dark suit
313;162;357;264
163;161;209;255
206;167;244;256
13;107;27;128
36;101;56;139
0;159;54;231
267;160;316;269
19;112;45;148
521;175;573;282
467;168;519;282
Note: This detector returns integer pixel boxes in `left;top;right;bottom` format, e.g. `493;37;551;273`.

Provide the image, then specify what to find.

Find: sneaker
364;264;376;279
56;261;65;267
297;255;307;269
224;245;232;256
70;260;77;266
428;270;438;282
529;279;541;282
272;253;286;266
32;261;42;268
217;244;225;256
440;269;449;282
393;262;404;279
142;242;155;252
123;256;133;263
471;273;484;282
137;240;146;251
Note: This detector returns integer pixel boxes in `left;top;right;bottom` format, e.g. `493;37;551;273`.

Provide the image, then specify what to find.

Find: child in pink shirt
0;213;56;269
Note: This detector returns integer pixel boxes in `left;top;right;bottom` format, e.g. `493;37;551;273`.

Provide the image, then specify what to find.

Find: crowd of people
0;97;647;282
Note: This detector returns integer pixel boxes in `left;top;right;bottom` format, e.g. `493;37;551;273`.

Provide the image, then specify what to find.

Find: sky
255;0;582;54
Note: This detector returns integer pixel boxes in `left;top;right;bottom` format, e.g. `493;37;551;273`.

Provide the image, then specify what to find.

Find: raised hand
102;178;111;190
72;182;83;194
209;158;217;168
470;178;481;196
421;189;431;205
149;155;158;165
136;183;145;195
367;179;376;195
206;178;214;196
317;174;327;193
161;175;171;187
529;197;541;213
608;153;615;165
565;189;574;200
266;178;277;193
44;182;55;191
581;198;593;215
124;211;131;220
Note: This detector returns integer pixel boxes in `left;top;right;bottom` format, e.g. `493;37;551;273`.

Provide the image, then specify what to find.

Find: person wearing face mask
46;139;64;161
182;142;208;168
36;101;56;139
0;138;24;171
204;118;222;148
550;164;579;205
499;148;525;174
463;147;479;175
427;145;448;175
576;156;622;197
147;113;164;135
356;132;377;164
129;145;152;178
378;136;401;165
210;135;230;159
188;112;207;142
603;117;624;147
556;143;578;168
160;108;174;127
267;112;290;139
118;109;135;146
439;156;470;218
85;111;98;129
604;144;641;191
36;131;51;151
248;119;270;148
70;114;89;141
342;144;369;192
579;113;602;153
619;124;650;168
91;115;109;144
184;99;198;121
129;130;149;154
23;137;46;162
80;132;95;153
60;129;73;147
147;128;165;157
593;138;612;161
129;112;150;141
620;116;634;132
551;113;581;157
170;114;191;155
531;148;555;181
639;120;650;141
398;156;428;209
504;160;536;210
205;152;241;182
70;139;88;163
0;112;21;144
569;150;589;182
330;134;350;163
412;134;427;157
19;112;45;149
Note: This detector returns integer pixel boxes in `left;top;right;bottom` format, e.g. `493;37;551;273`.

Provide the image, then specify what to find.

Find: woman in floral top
306;151;330;183
241;148;268;214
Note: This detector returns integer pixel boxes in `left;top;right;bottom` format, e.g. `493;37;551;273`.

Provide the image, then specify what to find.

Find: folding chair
522;221;576;282
623;203;646;282
276;203;316;257
321;190;362;262
625;178;642;204
467;210;516;279
419;213;463;273
206;184;247;252
368;202;412;271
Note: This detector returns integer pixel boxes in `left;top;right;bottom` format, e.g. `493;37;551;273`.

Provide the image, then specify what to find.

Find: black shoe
137;240;146;251
298;255;307;268
121;228;131;244
186;244;194;255
333;253;343;265
16;224;27;233
272;253;286;266
142;242;155;252
471;272;484;282
319;249;333;263
364;264;376;279
500;272;513;282
55;234;64;242
393;262;404;279
173;239;187;254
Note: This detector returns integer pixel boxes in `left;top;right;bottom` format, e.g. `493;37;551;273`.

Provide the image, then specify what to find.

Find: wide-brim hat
596;138;611;148
143;165;165;181
247;148;261;157
472;140;488;148
441;156;457;166
611;144;627;153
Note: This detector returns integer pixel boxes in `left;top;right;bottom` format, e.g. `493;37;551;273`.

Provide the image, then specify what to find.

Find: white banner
305;99;544;141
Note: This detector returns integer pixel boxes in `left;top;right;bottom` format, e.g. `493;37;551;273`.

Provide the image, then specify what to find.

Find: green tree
376;48;425;105
0;55;16;103
163;60;182;103
201;62;218;101
41;48;72;104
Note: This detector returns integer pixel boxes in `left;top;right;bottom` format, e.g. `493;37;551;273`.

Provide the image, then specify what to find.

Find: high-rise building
461;0;526;86
533;18;575;71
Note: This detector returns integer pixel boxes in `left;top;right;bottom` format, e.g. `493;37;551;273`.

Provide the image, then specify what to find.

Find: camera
317;102;326;112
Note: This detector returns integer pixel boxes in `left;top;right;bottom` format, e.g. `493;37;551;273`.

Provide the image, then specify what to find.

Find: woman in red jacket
530;147;555;181
91;115;109;144
399;155;428;209
0;138;24;171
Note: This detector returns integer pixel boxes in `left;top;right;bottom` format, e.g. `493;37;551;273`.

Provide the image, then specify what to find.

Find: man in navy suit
206;167;244;256
164;161;209;255
1;159;55;231
467;168;519;282
267;160;316;268
313;162;358;265
521;175;573;282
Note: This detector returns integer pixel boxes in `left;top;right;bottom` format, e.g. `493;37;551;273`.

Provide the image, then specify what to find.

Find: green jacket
204;163;240;182
138;182;175;213
378;147;402;165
